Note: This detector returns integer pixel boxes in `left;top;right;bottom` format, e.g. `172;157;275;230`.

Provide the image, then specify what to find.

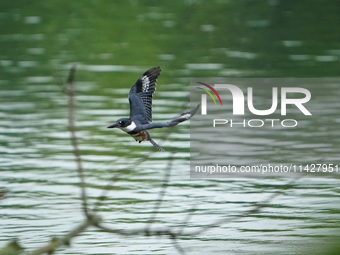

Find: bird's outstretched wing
140;104;201;131
129;67;161;124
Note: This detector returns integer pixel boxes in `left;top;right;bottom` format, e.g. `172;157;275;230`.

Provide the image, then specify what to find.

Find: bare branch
33;66;307;255
30;219;98;255
95;223;176;237
0;239;23;255
170;235;186;255
66;63;91;219
145;153;174;232
177;205;198;236
187;176;304;236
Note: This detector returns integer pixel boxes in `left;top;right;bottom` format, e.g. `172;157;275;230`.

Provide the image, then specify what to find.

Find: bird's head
107;118;132;129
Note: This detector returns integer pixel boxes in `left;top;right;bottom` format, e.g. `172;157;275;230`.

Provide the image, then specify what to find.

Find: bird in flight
107;67;200;152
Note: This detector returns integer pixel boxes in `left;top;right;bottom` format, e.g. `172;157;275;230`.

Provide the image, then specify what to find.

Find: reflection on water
1;1;340;254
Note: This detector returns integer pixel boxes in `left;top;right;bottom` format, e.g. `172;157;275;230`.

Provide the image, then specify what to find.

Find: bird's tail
146;131;164;152
169;103;201;127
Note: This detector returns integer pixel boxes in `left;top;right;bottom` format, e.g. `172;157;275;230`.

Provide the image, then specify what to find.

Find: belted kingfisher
107;66;200;152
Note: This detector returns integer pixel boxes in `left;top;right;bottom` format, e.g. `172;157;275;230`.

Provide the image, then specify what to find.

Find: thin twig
93;173;120;210
95;223;177;237
52;71;67;94
54;65;90;217
47;69;308;255
95;176;304;240
29;65;104;255
170;234;186;255
30;219;93;255
145;153;174;232
188;176;304;236
66;64;91;219
177;205;198;236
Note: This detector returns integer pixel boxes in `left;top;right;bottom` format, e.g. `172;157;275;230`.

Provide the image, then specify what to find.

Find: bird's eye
118;121;122;124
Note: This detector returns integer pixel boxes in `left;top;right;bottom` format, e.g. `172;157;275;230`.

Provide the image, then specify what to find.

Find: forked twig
66;64;91;219
27;66;305;255
27;65;103;255
145;153;174;232
186;176;303;236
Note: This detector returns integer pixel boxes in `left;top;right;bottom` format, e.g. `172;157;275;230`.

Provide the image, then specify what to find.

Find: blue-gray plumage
107;67;200;152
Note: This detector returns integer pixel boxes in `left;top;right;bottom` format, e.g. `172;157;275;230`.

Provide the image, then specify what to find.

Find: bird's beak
107;123;118;128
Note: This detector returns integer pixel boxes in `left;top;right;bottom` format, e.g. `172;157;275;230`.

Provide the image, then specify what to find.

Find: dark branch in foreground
146;154;174;232
25;65;103;255
66;64;91;219
30;218;101;255
0;65;304;255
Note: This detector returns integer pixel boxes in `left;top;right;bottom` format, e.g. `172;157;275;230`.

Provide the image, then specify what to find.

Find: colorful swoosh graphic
196;87;217;105
197;82;223;106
